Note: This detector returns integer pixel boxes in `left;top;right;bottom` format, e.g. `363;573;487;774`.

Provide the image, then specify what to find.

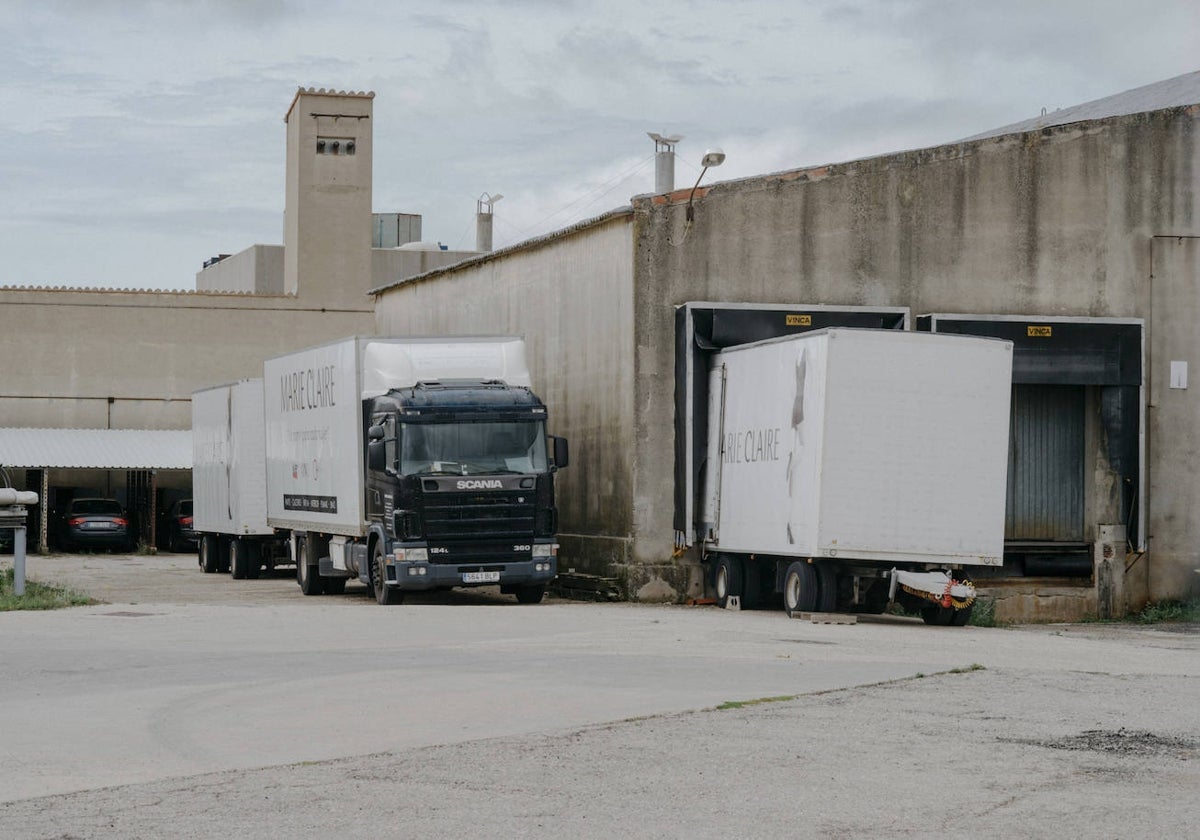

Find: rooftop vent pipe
648;132;683;194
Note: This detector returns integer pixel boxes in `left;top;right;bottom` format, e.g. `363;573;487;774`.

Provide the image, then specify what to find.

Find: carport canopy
0;428;191;470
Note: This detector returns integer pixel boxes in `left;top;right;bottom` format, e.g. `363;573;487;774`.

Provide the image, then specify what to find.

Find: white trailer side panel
710;329;1012;566
264;338;365;535
192;380;272;536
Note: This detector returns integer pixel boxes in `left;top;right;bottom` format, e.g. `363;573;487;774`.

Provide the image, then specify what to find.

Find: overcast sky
2;0;1197;291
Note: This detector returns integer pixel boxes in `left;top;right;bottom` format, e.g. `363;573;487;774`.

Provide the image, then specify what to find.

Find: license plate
85;522;114;530
462;571;500;584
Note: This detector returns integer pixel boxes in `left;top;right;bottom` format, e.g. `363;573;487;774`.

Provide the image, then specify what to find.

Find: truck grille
422;490;536;545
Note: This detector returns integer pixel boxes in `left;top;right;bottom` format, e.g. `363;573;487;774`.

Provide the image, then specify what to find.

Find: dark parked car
161;499;197;553
56;498;133;553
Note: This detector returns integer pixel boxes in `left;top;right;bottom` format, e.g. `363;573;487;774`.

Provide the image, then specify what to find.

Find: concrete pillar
1094;524;1128;619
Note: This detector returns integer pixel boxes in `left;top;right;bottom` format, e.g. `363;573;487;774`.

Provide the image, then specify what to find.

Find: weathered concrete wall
370;248;477;290
373;214;636;578
196;245;284;294
631;106;1200;602
1147;235;1200;601
0;288;373;430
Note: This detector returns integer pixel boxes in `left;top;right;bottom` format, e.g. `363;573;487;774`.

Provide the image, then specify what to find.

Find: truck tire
514;584;545;604
200;535;219;574
230;539;248;579
714;555;744;608
920;605;955;626
297;535;325;596
245;542;262;579
950;603;975;626
783;560;818;618
814;562;838;613
371;542;403;605
217;538;231;573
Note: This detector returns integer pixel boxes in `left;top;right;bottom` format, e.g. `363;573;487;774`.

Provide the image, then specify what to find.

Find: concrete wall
631;106;1200;602
196;245;284;294
370;247;477;291
0;287;373;430
373;213;636;577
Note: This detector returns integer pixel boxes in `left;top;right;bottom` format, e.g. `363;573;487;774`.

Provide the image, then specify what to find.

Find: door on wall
1005;385;1085;541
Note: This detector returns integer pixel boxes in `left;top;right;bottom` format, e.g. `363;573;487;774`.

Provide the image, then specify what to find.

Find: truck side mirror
367;439;386;472
551;436;569;470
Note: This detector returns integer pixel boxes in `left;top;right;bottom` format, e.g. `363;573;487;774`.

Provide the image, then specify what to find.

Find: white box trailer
701;328;1012;624
192;379;288;578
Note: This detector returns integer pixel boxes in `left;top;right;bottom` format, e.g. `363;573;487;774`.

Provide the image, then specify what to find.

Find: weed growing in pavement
968;597;1001;627
0;567;94;611
1133;598;1200;624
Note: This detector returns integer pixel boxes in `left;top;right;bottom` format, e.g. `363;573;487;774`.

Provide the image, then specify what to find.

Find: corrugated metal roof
0;428;192;470
962;69;1200;142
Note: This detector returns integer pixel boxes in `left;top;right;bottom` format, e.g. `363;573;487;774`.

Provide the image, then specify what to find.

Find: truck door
366;412;396;525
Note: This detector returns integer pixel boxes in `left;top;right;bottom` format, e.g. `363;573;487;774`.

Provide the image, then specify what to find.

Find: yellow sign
786;314;812;326
1027;326;1053;337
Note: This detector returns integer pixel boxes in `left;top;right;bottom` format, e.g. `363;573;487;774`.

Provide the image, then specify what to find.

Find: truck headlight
532;544;557;558
394;547;429;563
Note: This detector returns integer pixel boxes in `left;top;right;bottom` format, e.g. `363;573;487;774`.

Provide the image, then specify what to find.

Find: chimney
476;192;503;252
648;132;683;194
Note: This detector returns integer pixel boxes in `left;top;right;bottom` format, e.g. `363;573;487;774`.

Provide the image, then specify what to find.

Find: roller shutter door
1005;385;1085;541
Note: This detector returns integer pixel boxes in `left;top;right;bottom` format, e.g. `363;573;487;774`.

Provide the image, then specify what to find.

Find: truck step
794;612;857;625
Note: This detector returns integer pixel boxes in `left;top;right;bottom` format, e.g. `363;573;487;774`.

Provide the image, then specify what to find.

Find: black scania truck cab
364;379;569;605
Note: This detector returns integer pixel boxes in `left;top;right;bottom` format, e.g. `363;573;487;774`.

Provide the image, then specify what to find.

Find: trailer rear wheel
230;539;248;579
245;543;262;579
297;535;325;596
199;535;219;574
371;542;403;605
814;562;838;613
920;606;955;626
783;561;818;617
714;555;744;608
950;603;974;626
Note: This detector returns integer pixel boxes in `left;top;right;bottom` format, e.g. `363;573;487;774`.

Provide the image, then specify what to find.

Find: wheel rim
785;572;799;611
715;565;728;600
371;552;384;599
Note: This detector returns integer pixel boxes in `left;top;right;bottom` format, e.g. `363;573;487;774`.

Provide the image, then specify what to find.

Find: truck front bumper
385;554;557;592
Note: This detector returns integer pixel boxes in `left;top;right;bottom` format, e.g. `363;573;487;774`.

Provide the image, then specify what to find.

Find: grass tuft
715;695;796;711
0;567;95;611
1133;598;1200;625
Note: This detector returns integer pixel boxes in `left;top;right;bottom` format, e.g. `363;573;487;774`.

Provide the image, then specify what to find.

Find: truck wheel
230;539;248;579
920;606;955;626
950;603;975;626
714;555;744;608
783;561;818;618
514;584;545;604
371;543;403;605
814;562;838;613
297;536;325;596
200;535;219;574
245;542;262;579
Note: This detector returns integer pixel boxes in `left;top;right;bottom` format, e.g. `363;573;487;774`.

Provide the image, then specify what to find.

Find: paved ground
1;552;1198;838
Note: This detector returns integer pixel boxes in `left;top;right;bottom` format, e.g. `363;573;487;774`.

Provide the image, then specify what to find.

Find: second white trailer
701;328;1013;624
192;379;289;579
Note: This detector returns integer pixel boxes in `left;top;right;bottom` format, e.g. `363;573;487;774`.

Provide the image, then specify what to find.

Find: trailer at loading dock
700;328;1013;625
192;379;289;579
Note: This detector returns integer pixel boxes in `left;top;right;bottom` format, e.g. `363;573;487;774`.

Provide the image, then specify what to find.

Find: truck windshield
400;420;548;476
